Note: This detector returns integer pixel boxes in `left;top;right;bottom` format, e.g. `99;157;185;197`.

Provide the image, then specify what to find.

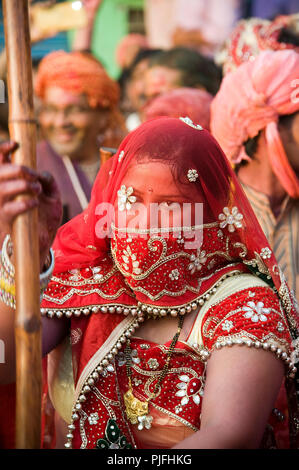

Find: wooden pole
3;0;41;448
99;147;117;165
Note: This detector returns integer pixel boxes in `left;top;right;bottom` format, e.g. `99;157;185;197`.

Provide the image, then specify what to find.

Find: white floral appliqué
137;415;153;431
169;269;180;281
147;358;159;370
175;374;204;408
218;207;243;232
221;320;234;332
117;185;136;211
242;301;270;323
187;169;199;182
260;247;272;259
68;269;82;282
188;249;207;274
91;266;103;281
122;245;142;275
88;412;99;425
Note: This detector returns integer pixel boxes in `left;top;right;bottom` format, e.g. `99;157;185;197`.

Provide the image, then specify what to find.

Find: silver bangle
1;234;14;277
40;248;55;295
0;234;55;308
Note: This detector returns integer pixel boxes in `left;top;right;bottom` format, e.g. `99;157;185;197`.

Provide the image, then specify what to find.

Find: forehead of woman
120;160;195;200
118;117;231;200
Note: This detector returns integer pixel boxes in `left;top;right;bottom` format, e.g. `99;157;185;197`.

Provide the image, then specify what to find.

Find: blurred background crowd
0;1;299;449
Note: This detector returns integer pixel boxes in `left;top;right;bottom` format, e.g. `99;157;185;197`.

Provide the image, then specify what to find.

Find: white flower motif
133;377;142;386
177;236;185;245
131;349;141;364
118;150;125;163
117;185;136;211
260;247;272;260
187;169;199;182
175;405;183;414
175;375;203;407
169;269;180;281
100;363;115;378
242;301;270;322
91;266;103;281
137;414;153;431
277;322;285;332
218;206;243;232
147;358;159;370
188;249;207;274
179;116;203;130
88;412;99;425
68;269;82;282
122;245;142;275
221;320;234;332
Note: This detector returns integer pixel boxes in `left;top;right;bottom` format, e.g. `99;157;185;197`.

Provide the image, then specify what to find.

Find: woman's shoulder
187;272;293;360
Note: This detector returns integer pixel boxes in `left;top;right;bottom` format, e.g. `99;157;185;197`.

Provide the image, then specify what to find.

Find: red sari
39;117;299;449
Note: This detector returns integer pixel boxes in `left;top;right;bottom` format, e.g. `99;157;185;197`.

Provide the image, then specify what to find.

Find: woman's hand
0;140;62;268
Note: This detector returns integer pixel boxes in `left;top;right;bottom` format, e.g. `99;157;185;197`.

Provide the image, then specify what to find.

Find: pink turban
143;87;213;130
211;50;299;199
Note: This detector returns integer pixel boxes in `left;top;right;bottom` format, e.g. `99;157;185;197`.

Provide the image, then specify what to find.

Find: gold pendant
123;389;149;425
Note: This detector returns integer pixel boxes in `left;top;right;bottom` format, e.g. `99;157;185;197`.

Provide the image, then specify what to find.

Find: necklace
123;314;184;430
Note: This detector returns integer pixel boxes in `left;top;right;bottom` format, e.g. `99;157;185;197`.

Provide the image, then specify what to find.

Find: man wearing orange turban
35;51;127;222
211;49;299;300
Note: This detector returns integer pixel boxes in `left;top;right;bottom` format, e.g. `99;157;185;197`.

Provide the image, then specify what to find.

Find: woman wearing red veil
0;117;298;448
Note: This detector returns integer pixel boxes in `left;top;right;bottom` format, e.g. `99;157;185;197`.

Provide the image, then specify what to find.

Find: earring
117;185;137;211
187;169;198;182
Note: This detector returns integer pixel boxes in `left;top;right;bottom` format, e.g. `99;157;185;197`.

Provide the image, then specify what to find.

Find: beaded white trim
42;269;242;320
213;337;296;378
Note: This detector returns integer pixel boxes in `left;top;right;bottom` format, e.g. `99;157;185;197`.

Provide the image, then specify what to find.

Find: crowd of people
0;0;299;450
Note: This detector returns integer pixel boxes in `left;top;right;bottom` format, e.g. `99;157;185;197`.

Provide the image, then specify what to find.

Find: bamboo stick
99;147;117;165
3;0;41;448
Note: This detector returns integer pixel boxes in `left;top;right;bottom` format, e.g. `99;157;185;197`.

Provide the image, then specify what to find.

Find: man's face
279;111;299;174
126;59;150;112
144;66;182;103
39;86;107;159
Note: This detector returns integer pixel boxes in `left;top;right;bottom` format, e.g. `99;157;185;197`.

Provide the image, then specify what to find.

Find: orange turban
211;50;299;199
35;51;120;109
